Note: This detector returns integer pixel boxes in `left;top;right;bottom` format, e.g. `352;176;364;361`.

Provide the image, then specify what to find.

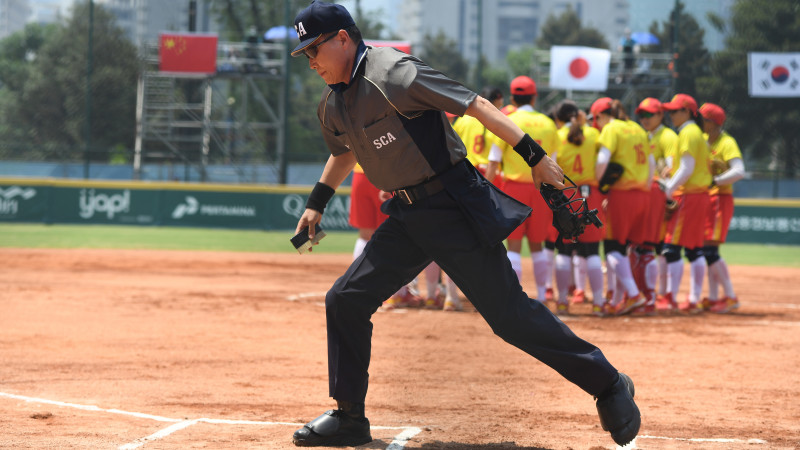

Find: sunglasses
639;111;655;118
303;33;337;59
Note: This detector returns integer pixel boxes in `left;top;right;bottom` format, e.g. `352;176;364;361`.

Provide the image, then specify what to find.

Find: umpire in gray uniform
290;1;640;447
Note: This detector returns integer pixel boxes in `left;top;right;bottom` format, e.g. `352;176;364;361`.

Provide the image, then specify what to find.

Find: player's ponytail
556;100;584;146
690;109;703;128
610;100;629;121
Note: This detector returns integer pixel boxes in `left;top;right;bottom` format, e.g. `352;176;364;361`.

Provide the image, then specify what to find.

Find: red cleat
709;297;739;314
655;292;677;313
571;289;587;304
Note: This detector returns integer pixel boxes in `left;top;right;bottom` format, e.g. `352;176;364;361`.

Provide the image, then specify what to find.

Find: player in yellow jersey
487;76;559;301
700;103;745;314
635;98;679;313
660;94;712;314
624;112;658;315
551;100;605;315
453;86;505;188
631;97;678;315
591;97;651;316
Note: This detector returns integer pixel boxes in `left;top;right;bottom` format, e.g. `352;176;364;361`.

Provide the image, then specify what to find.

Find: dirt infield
1;248;799;450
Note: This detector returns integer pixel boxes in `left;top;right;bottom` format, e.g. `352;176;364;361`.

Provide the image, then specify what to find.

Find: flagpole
280;0;291;185
84;0;94;179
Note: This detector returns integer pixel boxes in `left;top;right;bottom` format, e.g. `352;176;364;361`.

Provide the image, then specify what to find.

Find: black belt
392;177;445;205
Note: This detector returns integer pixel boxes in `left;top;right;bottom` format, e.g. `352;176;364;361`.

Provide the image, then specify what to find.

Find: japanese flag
748;52;800;97
549;46;611;91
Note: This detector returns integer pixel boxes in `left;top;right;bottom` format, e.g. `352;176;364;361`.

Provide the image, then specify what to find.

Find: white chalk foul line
1;391;421;449
119;420;199;450
385;426;423;449
0;392;179;422
761;302;800;310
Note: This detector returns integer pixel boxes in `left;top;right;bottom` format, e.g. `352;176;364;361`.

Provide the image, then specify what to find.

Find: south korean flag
748;52;800;97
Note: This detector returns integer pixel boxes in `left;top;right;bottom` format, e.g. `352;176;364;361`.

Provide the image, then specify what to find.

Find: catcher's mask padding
540;175;603;243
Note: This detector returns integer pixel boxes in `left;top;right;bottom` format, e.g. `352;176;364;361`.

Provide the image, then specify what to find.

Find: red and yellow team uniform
349;163;387;230
452;115;503;188
598;119;650;245
493;108;559;242
555;125;604;242
664;122;711;249
645;125;678;244
704;131;742;243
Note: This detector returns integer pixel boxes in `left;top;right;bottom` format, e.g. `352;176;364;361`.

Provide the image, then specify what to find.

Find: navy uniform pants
325;168;619;404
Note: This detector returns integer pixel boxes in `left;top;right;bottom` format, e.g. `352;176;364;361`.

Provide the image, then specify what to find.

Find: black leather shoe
292;409;372;447
595;372;641;446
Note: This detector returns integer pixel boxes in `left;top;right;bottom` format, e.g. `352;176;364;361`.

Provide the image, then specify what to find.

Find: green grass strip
1;223;799;267
0;224;357;254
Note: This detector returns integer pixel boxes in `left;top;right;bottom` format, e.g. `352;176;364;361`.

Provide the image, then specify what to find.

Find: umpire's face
307;30;355;85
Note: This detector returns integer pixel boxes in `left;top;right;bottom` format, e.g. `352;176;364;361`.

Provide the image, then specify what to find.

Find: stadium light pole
84;0;94;179
670;0;679;96
476;0;483;89
280;0;291;185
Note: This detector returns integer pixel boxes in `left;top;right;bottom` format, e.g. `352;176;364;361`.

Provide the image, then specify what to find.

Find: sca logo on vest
373;132;396;149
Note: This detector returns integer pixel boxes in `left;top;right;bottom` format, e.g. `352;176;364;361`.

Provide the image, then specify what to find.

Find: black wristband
306;182;335;213
513;133;547;167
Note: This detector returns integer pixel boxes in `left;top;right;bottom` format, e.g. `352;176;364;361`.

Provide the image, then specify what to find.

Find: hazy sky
336;0;395;34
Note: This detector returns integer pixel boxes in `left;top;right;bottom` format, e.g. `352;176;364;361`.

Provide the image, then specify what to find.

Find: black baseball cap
291;1;355;57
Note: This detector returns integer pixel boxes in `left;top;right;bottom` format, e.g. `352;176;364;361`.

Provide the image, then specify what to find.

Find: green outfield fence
1;178;799;245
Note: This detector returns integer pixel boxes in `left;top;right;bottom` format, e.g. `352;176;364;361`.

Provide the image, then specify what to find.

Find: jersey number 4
572;154;583;175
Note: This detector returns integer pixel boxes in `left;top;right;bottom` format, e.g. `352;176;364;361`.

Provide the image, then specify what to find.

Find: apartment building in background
397;0;630;64
95;0;217;48
0;0;32;39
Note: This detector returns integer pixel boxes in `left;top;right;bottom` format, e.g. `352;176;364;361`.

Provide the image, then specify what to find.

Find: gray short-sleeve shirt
318;46;477;191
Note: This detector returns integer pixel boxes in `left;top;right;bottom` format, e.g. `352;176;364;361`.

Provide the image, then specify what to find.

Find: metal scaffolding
532;49;676;114
133;40;288;183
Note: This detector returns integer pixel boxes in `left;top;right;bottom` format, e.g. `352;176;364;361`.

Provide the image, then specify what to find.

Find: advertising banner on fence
6;180;795;245
0;185;44;222
0;180;355;231
51;187;159;225
725;203;800;245
162;190;265;228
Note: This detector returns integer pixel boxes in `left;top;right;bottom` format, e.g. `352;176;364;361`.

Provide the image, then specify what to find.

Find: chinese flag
159;33;218;74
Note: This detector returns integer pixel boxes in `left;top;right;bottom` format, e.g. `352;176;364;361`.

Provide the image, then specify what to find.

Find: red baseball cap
590;97;613;116
636;97;662;114
661;93;698;115
699;102;726;126
510;76;536;96
589;97;613;128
